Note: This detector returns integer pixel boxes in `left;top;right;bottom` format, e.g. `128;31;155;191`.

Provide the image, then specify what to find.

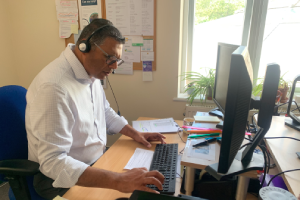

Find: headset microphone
112;70;115;74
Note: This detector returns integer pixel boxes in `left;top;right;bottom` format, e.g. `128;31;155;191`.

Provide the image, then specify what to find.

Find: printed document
186;139;216;161
132;118;179;133
124;148;154;170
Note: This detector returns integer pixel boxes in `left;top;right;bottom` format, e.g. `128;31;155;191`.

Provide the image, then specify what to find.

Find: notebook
194;116;221;123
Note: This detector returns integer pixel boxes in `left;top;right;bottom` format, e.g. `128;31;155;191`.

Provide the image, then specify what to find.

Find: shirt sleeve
101;86;128;135
26;83;89;188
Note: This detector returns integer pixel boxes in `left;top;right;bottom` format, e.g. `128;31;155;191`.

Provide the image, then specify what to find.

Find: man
26;18;165;200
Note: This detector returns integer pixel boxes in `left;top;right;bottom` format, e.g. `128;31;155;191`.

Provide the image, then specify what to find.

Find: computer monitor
214;42;240;113
206;44;280;178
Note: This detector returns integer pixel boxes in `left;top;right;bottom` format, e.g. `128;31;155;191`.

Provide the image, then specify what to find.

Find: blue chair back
0;85;46;200
0;85;28;181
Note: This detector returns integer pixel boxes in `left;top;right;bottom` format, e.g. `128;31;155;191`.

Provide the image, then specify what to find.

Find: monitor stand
205;150;264;181
285;117;300;132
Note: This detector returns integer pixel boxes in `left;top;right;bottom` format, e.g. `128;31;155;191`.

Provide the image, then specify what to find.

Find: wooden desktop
63;116;297;200
264;116;300;197
63;117;187;200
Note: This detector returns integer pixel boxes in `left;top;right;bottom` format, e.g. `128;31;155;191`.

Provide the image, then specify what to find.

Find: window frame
178;0;300;101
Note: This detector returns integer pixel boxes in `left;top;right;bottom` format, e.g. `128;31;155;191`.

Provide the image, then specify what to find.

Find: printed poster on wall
78;0;102;30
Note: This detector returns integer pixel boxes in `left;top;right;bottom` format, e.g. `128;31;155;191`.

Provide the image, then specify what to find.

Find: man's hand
119;125;166;148
116;168;164;194
134;132;166;148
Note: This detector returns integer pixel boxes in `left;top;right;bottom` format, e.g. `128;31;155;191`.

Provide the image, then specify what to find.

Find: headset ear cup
79;40;91;53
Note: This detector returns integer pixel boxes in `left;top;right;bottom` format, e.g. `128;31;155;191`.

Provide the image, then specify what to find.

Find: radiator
184;104;216;117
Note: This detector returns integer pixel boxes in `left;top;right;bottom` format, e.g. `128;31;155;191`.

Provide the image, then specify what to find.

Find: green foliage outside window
195;0;245;25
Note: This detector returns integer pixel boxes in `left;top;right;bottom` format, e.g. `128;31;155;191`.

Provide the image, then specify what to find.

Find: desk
63;117;187;200
264;116;300;196
181;113;257;200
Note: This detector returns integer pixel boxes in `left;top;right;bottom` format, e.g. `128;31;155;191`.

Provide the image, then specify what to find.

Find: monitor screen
214;43;240;113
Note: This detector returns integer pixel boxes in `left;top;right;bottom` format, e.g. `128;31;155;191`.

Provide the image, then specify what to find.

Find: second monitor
206;43;280;177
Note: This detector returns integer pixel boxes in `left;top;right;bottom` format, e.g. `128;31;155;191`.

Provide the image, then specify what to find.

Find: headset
78;24;112;53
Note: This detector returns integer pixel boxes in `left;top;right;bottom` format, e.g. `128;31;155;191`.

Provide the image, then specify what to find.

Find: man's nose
109;61;118;69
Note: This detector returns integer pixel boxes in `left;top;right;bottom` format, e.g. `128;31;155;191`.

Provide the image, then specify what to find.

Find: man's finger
142;177;163;190
146;170;165;184
141;137;151;148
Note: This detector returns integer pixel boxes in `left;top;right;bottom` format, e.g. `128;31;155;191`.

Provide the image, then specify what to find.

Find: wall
0;1;18;86
4;0;187;146
8;0;66;88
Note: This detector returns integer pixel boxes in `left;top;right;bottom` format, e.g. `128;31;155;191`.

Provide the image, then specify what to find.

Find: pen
193;138;217;147
188;133;220;138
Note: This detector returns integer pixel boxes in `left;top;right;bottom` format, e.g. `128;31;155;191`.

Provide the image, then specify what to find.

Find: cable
177;131;186;143
260;145;270;174
107;77;120;116
264;136;300;141
259;144;268;189
177;173;183;179
267;169;300;186
179;147;185;154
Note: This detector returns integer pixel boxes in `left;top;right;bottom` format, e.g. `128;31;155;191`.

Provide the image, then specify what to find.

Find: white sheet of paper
56;8;79;20
187;139;216;161
143;72;153;81
59;20;78;38
77;0;102;30
122;36;141;62
141;39;153;51
142;0;154;36
131;36;144;46
114;62;133;75
176;154;182;178
56;0;78;9
141;52;154;61
132;118;179;133
106;0;130;35
129;0;142;35
124;148;154;170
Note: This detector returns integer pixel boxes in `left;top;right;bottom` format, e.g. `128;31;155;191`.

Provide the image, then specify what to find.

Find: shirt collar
64;43;92;84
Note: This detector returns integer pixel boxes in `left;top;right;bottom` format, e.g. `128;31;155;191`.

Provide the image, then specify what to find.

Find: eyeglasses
94;43;124;66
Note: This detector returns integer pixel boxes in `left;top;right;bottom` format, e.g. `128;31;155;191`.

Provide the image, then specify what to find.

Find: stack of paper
194;116;221;123
132;118;179;133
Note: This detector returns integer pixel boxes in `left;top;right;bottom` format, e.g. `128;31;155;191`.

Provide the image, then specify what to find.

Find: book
194;116;221;123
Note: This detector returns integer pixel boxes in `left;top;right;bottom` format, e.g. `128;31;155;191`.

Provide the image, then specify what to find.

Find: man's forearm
119;124;139;139
76;166;120;189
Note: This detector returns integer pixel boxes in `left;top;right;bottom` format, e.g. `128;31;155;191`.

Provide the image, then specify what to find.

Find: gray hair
76;18;125;49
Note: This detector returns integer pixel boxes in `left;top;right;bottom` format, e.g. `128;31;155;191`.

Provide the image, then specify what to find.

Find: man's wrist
120;125;140;140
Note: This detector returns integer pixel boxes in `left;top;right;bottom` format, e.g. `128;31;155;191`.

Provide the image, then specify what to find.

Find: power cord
267;169;300;186
107;77;121;116
259;144;268;189
177;130;186;143
264;137;300;141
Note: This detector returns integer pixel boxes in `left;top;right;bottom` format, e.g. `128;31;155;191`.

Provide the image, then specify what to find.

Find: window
179;0;300;99
258;0;300;84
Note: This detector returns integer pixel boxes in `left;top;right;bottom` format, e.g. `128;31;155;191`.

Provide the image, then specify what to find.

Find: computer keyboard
148;143;178;195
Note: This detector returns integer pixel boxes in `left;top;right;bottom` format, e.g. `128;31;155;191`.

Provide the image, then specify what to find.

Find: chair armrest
0;159;39;176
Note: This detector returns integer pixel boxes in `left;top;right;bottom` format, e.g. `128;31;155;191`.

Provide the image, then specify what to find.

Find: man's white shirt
26;44;128;188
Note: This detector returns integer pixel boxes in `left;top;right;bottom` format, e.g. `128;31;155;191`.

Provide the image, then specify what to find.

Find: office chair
0;85;45;200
